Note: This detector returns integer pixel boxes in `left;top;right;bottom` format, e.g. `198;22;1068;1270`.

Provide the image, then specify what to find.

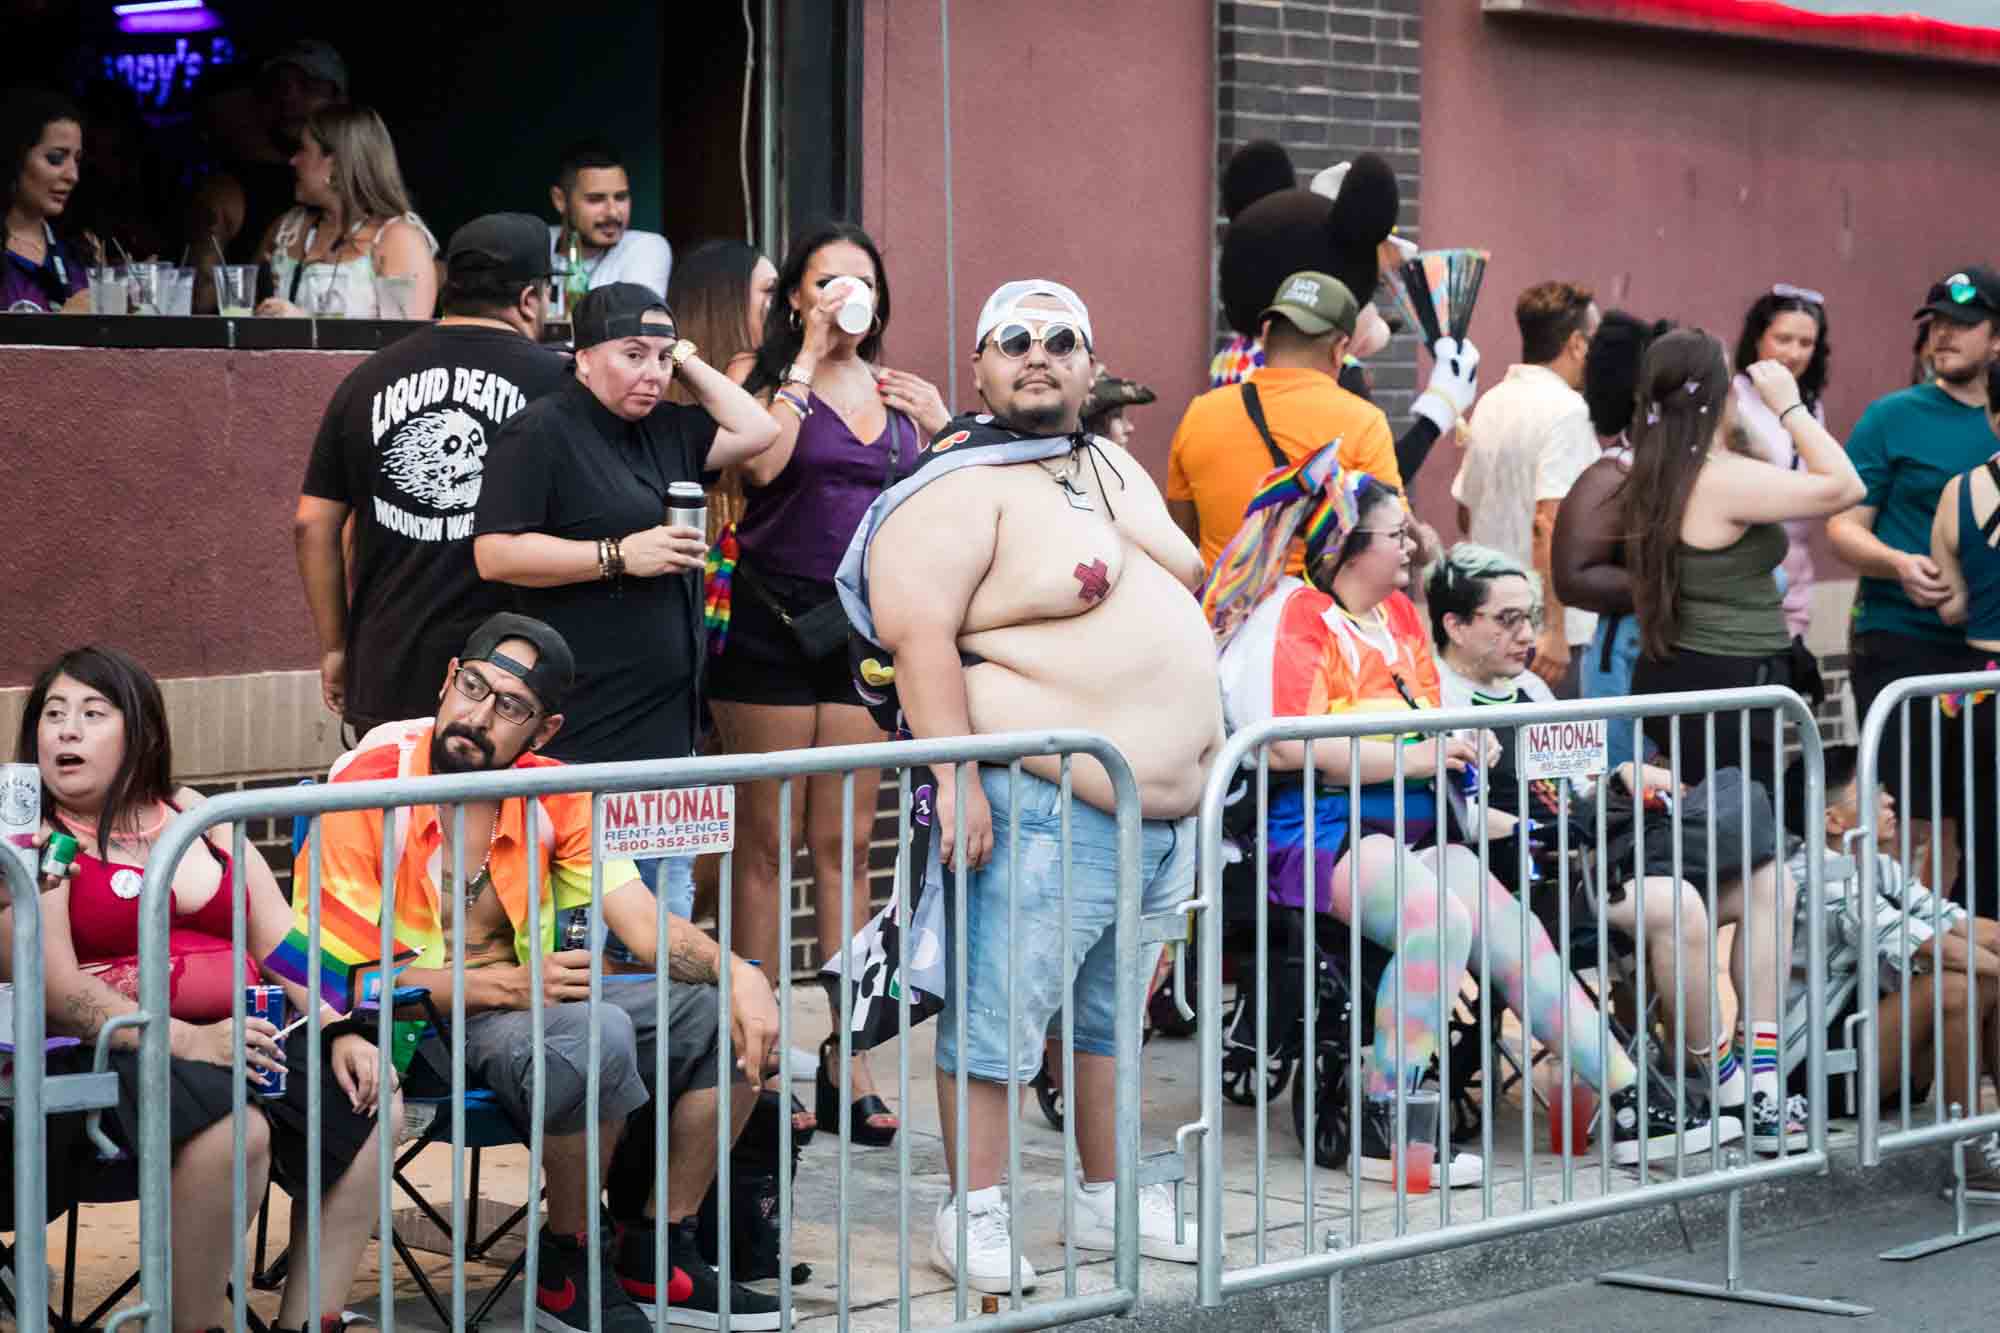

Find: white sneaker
932;1185;1038;1294
1061;1179;1199;1264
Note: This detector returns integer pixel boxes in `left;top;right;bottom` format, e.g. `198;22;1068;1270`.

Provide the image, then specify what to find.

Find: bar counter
0;313;428;353
1;331;397;687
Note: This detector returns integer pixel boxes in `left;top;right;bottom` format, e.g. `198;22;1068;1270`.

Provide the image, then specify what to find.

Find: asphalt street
1379;1194;2000;1332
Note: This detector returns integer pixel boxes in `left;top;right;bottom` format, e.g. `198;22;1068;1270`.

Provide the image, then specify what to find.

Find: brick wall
1215;0;1425;422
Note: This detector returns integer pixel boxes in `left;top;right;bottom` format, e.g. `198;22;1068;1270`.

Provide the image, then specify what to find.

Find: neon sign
101;36;236;110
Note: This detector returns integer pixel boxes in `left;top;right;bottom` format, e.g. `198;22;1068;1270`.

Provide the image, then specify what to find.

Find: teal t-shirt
1849;383;1997;642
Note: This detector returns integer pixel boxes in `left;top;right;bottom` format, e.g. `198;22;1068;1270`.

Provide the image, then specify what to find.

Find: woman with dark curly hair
1731;286;1833;639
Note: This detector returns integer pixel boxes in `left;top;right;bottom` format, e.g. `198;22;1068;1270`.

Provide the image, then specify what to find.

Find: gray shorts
458;977;723;1136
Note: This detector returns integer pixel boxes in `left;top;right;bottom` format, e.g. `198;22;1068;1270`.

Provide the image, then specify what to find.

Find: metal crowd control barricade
112;729;1157;1332
1854;667;2000;1262
1185;686;1868;1324
4;834;125;1333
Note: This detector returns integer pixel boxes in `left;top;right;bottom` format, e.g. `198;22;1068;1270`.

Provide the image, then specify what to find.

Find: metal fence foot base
1596;1272;1872;1316
1879;1217;2000;1262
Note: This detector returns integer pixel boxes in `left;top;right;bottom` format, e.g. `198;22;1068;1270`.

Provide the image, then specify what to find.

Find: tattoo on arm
664;923;723;985
59;987;119;1045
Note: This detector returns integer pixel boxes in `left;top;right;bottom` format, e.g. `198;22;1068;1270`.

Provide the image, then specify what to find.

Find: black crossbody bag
1239;381;1292;470
737;412;908;660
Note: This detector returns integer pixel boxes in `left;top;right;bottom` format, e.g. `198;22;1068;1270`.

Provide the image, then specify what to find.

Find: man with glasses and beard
838;280;1221;1291
303;614;784;1330
1830;267;2000;917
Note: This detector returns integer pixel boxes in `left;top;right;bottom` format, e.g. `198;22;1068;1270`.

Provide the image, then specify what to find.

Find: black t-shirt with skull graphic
302;323;569;727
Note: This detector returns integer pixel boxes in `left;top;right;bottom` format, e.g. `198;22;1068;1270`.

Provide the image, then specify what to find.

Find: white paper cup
829;276;874;335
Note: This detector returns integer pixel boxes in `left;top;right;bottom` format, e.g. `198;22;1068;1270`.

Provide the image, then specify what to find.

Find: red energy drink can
245;984;288;1098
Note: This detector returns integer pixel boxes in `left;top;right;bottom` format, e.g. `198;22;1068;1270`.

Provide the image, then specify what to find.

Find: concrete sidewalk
16;993;1982;1331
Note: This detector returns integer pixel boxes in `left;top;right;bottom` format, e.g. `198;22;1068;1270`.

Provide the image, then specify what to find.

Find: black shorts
1632;645;1798;795
706;566;862;708
2;1031;380;1223
1849;632;1999;823
1850;631;2000;914
108;1029;381;1197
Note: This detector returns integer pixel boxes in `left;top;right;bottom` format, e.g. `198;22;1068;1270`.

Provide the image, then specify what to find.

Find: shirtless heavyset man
858;280;1221;1292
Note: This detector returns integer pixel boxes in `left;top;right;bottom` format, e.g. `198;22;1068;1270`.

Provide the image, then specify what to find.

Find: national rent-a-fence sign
1484;1;2000;68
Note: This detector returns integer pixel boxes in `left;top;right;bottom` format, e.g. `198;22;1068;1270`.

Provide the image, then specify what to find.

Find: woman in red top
3;647;393;1333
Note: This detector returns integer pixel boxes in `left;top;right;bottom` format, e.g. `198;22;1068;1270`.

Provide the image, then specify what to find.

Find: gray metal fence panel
1188;686;1832;1307
112;729;1146;1332
1852;668;2000;1262
5;846;53;1333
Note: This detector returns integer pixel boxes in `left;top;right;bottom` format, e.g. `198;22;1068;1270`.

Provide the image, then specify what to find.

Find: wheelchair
1213;790;1658;1169
1216;891;1498;1168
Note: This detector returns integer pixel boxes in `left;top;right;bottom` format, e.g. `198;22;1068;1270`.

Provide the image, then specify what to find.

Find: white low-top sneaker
932;1185;1038;1294
1061;1178;1199;1264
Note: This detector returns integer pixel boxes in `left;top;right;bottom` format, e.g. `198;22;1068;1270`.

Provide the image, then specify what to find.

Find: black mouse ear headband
1325;154;1401;305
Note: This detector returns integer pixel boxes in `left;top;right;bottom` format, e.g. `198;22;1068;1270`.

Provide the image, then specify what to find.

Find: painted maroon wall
1417;2;2000;567
859;0;1214;478
2;347;361;686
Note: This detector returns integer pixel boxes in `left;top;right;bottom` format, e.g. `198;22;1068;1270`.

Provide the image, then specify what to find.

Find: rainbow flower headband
1201;443;1396;649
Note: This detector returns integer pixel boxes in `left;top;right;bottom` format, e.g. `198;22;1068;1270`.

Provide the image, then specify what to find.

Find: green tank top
1674;523;1792;657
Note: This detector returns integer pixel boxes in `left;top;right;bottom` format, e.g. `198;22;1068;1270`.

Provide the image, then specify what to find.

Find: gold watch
669;339;699;366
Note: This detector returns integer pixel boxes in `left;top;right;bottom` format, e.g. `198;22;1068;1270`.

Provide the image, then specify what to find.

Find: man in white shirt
547;139;673;301
1452;280;1603;693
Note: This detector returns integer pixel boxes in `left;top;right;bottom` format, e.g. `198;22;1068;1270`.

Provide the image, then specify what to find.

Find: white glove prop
1413;336;1481;432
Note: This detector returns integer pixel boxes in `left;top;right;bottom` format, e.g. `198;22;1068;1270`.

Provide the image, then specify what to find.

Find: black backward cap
462;613;574;712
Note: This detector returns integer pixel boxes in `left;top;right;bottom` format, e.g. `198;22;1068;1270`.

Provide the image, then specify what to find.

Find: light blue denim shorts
934;765;1193;1082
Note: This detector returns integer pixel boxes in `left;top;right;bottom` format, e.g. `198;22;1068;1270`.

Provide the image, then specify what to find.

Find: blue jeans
934;766;1193;1082
636;854;698;920
1580;613;1653;774
568;855;696;964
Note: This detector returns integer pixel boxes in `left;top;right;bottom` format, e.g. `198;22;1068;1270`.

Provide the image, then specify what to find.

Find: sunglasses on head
987;321;1084;360
1771;282;1825;307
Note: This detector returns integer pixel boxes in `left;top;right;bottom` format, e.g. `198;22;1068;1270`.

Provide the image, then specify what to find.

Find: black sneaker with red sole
535;1224;655;1333
615;1217;783;1330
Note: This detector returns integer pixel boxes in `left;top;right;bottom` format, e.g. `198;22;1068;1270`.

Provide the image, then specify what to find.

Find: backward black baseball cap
446;212;553;284
461;613;574;712
1914;266;2000;325
574;282;676;349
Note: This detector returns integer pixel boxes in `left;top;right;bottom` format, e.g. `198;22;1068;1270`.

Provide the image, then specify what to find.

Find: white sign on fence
598;785;736;858
1520;719;1607;782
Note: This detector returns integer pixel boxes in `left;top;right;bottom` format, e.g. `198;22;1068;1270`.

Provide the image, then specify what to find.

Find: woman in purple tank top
710;222;950;1145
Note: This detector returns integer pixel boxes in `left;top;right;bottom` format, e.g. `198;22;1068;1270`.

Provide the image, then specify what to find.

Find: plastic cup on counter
214;264;256;317
88;266;128;315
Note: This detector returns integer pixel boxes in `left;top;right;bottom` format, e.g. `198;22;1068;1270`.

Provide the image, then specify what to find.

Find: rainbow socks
1748;1021;1781;1105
